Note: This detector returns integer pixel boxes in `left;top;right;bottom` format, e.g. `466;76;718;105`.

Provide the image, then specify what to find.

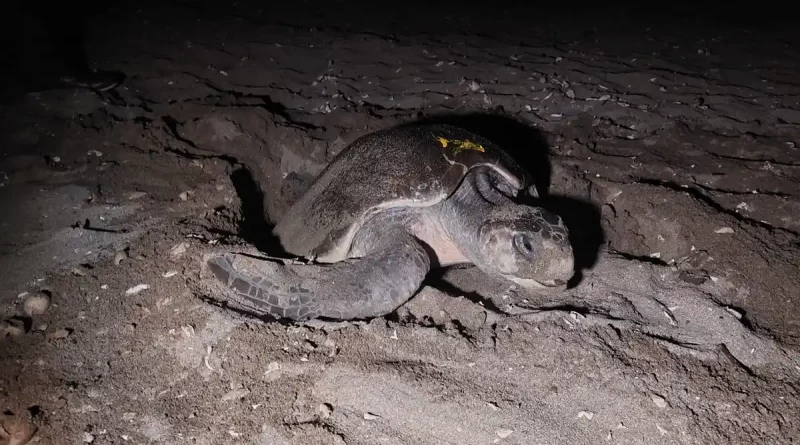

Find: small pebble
221;388;250;401
651;394;668;409
23;293;51;316
83;432;95;443
323;338;338;357
46;328;72;341
113;251;127;266
319;403;333;419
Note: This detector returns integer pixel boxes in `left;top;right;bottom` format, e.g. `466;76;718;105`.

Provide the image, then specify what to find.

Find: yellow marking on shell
433;135;486;155
452;139;485;154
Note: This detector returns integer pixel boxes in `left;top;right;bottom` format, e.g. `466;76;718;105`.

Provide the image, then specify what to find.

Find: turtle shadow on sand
405;111;605;284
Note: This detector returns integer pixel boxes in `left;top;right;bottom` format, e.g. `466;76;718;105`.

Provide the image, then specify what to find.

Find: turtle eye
513;233;536;259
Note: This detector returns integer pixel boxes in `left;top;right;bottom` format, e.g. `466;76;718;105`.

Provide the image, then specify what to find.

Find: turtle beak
502;275;570;292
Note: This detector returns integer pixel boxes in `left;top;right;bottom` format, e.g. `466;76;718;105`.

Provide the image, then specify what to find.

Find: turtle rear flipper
203;231;431;321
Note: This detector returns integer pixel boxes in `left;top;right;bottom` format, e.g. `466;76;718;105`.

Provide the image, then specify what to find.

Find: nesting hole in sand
227;167;284;254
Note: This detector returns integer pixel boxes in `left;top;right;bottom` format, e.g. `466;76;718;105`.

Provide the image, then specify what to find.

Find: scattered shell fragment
221;388;250;401
725;307;743;319
127;191;147;200
203;345;214;371
125;284;150;296
162;271;178;278
23;293;51;316
714;227;734;234
170;242;189;257
178;191;191;201
651;393;668;409
577;411;594;420
363;412;380;420
82;432;95;443
496;429;513;438
180;325;195;338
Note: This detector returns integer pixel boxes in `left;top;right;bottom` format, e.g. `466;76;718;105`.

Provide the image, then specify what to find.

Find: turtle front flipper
202;232;431;321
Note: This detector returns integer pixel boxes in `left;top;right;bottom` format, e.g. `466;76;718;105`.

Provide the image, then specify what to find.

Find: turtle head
476;204;574;289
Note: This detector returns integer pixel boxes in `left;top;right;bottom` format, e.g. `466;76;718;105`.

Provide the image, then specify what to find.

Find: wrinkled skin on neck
438;167;575;289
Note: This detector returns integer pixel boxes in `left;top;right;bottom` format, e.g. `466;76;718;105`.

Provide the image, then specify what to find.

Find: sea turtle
202;123;575;321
